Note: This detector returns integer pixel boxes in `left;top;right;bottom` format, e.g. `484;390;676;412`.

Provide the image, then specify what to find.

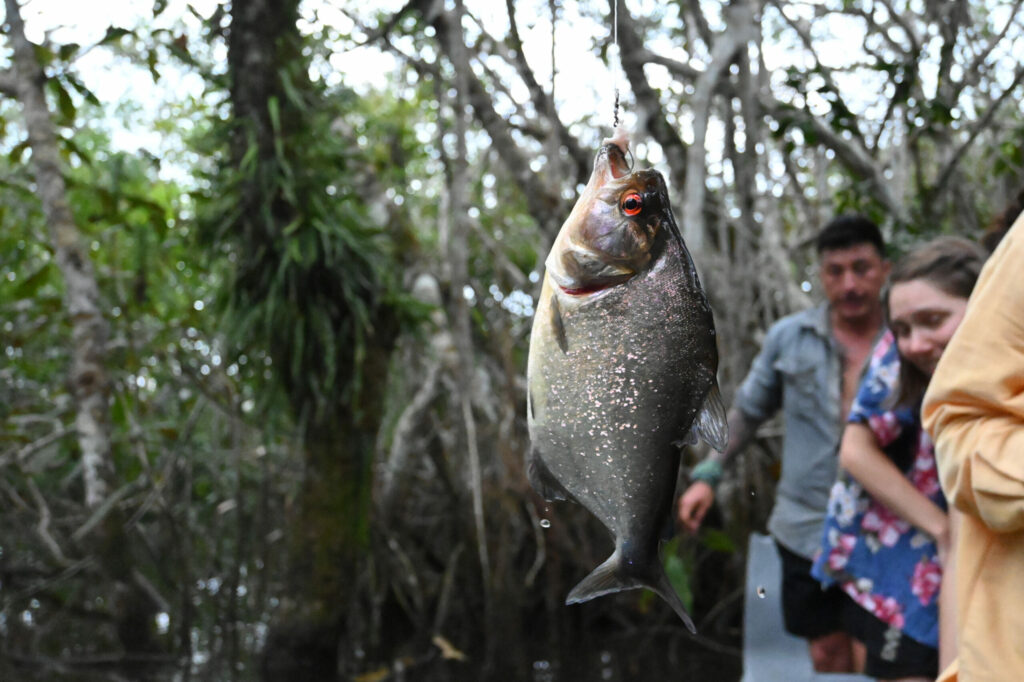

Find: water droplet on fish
756;586;767;598
539;519;551;529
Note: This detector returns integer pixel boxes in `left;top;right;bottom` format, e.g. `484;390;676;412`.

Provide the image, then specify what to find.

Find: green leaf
168;34;194;65
100;26;133;45
267;96;282;136
60;135;92;166
279;66;307;112
239;140;260;174
147;47;161;82
33;43;55;68
63;73;100;106
50;80;76;123
662;537;694;612
8;139;30;164
59;43;81;61
700;528;738;554
14;261;54;298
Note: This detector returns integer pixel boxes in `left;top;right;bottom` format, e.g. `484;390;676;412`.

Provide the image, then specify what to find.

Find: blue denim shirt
734;303;845;559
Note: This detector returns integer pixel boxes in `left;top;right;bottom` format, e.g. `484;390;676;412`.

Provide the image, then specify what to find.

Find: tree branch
770;0;873;153
442;0;493;648
614;0;689;191
931;62;1024;201
502;0;590;183
955;0;1023;100
681;0;756;253
0;68;18;96
27;478;71;567
875;0;923;54
0;425;75;467
762;95;906;223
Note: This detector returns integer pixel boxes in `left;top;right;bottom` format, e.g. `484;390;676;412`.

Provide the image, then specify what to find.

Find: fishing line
612;0;620;127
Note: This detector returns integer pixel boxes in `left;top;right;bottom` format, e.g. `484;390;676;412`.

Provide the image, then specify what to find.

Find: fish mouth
555;269;635;298
598;141;632;182
595;127;633;183
558;282;617;297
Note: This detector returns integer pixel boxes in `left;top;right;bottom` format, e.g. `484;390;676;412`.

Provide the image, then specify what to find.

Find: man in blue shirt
678;215;889;673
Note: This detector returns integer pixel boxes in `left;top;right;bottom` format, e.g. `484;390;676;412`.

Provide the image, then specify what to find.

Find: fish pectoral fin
527;448;572;502
674;430;698;448
566;550;696;634
692;383;729;453
549;293;568;353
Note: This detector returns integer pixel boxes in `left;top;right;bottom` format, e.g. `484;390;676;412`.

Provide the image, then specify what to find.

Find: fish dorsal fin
691;384;728;453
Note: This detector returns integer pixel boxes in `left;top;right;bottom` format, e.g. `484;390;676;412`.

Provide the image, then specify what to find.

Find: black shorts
774;541;845;638
841;594;938;679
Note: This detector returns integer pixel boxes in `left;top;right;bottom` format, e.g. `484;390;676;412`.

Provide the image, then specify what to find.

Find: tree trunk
5;0;160;664
221;1;399;677
6;0;113;510
444;0;494;665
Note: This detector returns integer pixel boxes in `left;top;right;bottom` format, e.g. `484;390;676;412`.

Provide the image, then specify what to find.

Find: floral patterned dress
811;331;946;648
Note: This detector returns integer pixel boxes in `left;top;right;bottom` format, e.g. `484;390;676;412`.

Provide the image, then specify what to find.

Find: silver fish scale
528;232;716;560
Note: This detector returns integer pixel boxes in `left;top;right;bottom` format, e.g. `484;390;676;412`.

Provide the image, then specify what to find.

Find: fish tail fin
648;566;698;634
565;552;628;605
566;551;696;634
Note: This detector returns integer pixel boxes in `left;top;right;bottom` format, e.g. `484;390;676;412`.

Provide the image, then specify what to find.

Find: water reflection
532;659;554;682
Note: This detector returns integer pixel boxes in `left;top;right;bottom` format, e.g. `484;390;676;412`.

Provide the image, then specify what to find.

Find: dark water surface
365;627;742;682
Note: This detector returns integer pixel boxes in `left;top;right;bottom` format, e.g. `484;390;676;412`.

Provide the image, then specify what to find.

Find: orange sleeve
922;216;1024;533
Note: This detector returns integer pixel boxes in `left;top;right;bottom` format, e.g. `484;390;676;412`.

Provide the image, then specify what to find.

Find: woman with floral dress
811;237;988;682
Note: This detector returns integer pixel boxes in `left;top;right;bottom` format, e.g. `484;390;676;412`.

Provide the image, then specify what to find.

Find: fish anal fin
566;550;696;634
691;383;729;453
527;448;571;502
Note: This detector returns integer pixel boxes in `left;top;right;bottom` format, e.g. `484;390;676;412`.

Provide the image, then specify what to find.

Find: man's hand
677;481;715;534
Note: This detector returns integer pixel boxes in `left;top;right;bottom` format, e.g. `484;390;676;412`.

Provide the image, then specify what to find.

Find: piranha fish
526;128;727;632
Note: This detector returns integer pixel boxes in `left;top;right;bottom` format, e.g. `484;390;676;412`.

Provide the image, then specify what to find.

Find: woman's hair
886;236;988;407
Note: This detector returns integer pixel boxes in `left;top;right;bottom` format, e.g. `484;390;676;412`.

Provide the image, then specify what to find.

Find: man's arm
677;316;788;533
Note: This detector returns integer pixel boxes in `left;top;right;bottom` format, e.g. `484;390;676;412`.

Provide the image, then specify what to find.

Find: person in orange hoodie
922;213;1024;681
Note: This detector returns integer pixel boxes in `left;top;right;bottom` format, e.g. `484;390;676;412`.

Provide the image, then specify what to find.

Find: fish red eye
621;193;643;216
